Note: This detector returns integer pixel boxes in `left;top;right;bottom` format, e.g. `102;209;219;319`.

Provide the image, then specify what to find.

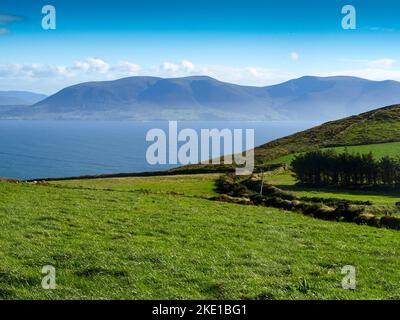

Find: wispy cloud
0;58;296;87
0;14;24;34
367;59;397;68
0;58;142;80
0;14;23;25
366;26;395;32
151;60;294;85
339;58;397;69
323;68;400;82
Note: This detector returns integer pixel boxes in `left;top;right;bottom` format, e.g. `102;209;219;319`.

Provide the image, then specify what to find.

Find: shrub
215;174;247;196
380;216;400;230
333;203;364;222
211;194;252;205
300;196;372;206
264;197;294;210
354;214;376;226
249;193;264;205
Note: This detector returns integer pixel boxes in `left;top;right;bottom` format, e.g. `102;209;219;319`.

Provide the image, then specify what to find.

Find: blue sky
2;0;400;93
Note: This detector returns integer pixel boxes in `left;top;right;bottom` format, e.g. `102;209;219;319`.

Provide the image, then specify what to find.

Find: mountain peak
3;75;400;121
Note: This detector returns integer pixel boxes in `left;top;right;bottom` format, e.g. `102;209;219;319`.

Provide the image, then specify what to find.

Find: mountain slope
264;76;400;119
0;91;47;106
254;104;400;163
16;76;279;120
3;76;400;121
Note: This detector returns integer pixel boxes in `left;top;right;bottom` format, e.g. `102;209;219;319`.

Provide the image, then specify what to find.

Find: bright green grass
265;142;400;213
51;174;220;198
266;170;400;216
0;177;399;300
267;141;400;165
335;120;400;146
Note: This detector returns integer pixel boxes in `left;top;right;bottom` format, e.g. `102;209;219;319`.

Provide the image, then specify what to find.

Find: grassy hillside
255;104;400;164
0;176;399;299
266;169;400;204
268;141;400;165
176;104;400;172
52;174;219;198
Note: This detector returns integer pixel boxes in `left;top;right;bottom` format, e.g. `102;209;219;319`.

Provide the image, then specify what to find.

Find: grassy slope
258;106;400;212
266;170;400;203
264;169;400;217
176;104;400;172
255;104;400;163
267;141;400;165
263;140;400;214
0;176;399;300
53;174;219;198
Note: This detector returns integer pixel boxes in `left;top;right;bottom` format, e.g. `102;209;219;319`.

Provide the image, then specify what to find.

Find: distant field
0;176;399;299
50;174;220;198
264;141;400;215
267;141;400;165
265;169;400;216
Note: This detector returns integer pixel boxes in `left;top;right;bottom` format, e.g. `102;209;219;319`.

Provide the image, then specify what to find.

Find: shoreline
24;167;235;182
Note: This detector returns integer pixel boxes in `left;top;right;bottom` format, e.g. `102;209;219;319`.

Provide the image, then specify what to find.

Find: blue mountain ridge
3;75;400;121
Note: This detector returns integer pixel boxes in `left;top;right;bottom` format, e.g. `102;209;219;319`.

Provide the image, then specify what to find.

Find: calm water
0;121;319;180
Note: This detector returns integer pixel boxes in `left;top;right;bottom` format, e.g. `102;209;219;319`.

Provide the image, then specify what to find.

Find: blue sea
0;121;319;180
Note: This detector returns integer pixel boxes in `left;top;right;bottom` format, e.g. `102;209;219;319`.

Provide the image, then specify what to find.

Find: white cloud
339;58;397;69
181;60;195;72
0;58;139;80
196;64;292;85
323;68;400;81
73;58;110;74
150;60;294;85
329;57;400;81
367;59;396;69
160;61;180;73
156;60;196;75
111;61;141;76
0;58;299;92
0;63;68;78
291;52;300;61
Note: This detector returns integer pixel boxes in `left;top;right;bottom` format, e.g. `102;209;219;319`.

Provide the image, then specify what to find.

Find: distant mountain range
0;91;47;106
2;76;400;121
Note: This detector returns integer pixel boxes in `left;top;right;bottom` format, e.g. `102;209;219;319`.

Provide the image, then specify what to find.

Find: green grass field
51;174;219;198
267;141;400;165
0;175;399;300
263;141;400;216
264;169;400;217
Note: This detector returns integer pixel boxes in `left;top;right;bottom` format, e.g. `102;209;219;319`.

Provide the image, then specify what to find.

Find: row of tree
291;150;400;187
